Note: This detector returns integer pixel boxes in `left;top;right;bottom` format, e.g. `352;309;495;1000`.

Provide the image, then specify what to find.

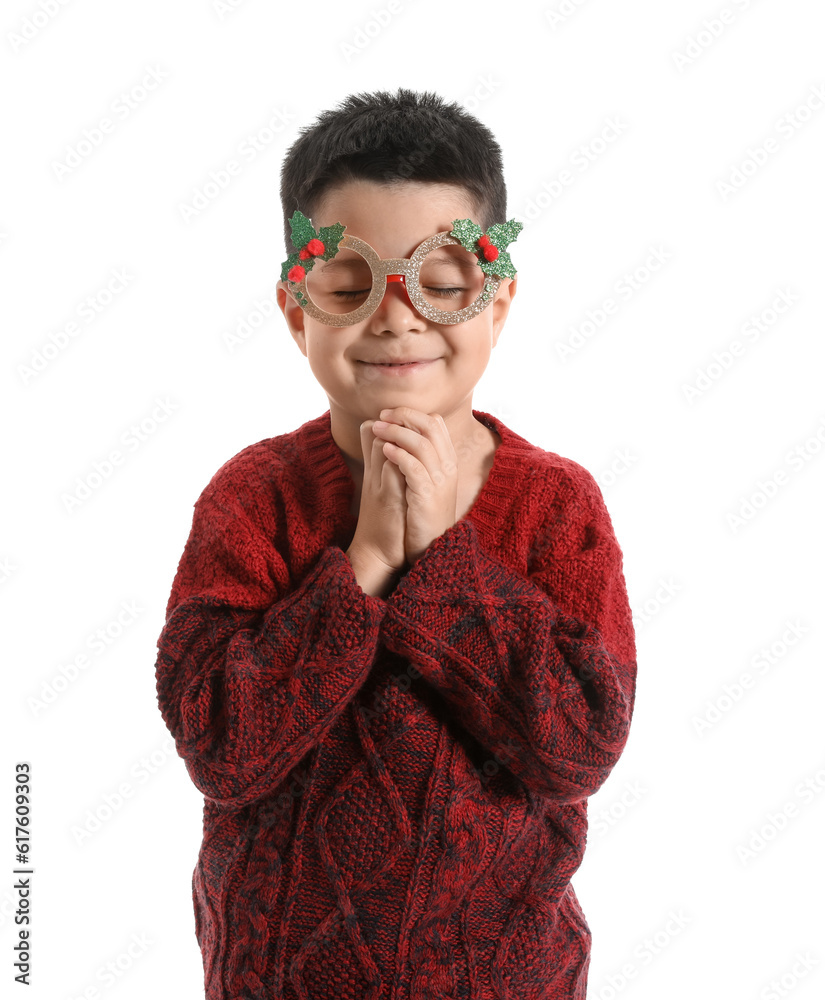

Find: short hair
279;88;508;251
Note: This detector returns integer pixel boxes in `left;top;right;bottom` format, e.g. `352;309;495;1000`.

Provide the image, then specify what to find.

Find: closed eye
423;286;465;298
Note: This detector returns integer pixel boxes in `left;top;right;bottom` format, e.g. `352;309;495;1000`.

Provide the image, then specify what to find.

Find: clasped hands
358;406;460;569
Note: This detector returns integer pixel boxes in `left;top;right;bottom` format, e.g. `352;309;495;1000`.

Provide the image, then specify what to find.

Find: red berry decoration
281;211;346;286
450;217;522;280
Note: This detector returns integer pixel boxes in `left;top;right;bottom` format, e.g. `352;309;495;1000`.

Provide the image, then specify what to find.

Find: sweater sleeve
378;467;637;803
154;481;386;811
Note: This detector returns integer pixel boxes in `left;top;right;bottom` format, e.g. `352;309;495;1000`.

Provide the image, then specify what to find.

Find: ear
490;276;517;348
277;279;308;358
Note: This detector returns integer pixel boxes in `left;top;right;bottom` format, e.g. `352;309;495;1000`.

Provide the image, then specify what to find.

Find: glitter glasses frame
287;231;503;327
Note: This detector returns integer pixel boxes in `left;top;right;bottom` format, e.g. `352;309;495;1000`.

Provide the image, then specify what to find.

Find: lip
359;358;437;365
358;359;440;375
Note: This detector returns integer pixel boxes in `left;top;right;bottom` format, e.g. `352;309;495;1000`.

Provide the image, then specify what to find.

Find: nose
370;272;423;328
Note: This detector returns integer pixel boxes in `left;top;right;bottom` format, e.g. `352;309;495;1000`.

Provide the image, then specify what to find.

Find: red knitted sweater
155;408;637;1000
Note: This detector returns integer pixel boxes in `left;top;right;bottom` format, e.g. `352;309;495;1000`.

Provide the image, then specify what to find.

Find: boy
155;89;637;1000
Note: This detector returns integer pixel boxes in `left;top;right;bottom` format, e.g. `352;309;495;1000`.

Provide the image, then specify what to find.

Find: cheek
445;338;492;373
302;331;331;370
304;328;358;368
462;320;496;356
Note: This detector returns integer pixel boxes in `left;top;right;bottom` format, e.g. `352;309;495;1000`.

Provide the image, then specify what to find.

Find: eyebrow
422;254;478;271
316;248;479;273
315;257;370;273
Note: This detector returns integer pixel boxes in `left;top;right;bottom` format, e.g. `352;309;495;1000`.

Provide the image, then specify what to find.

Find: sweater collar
294;408;537;542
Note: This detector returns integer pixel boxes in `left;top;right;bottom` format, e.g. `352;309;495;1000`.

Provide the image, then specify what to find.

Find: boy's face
277;179;516;434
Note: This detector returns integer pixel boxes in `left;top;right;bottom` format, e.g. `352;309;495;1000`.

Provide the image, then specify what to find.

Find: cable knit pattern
154;408;637;999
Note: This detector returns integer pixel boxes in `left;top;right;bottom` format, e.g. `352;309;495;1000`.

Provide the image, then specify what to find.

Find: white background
2;0;824;997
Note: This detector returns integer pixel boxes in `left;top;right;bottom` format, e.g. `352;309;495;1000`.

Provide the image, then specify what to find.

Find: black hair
279;88;507;251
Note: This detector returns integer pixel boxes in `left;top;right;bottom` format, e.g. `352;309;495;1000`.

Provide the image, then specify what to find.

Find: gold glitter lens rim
295;232;502;327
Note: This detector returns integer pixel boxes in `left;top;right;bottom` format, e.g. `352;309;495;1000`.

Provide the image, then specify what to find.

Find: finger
378;408;455;465
368;426;392;491
372;416;437;469
381;451;406;494
360;420;385;489
359;420;372;474
375;410;457;486
377;438;435;502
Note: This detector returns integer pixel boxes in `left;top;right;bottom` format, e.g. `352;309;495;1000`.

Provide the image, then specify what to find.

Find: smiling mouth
360;359;438;366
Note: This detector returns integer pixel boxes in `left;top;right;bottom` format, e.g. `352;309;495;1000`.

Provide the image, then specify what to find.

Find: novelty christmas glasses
280;210;522;327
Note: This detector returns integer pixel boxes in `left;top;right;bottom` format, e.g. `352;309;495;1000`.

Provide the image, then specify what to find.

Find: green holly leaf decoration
486;219;523;251
451;218;484;253
280;251;301;282
282;211;347;283
480;248;517;280
288;211;316;250
318;223;346;260
451;217;522;280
